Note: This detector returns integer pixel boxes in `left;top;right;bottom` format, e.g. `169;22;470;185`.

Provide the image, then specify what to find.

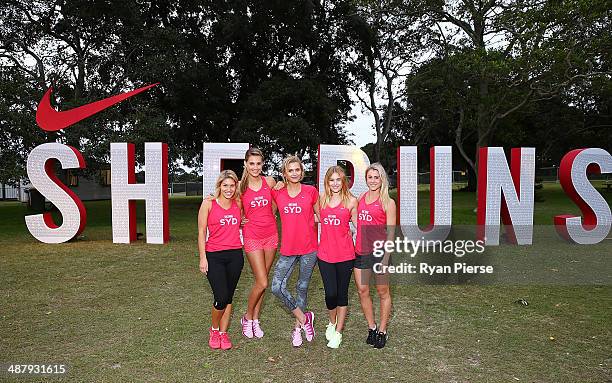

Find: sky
346;102;377;148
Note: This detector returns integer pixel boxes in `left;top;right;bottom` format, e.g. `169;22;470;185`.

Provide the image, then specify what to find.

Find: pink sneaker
292;327;303;347
219;332;232;350
209;328;220;349
252;319;264;338
302;311;315;342
241;316;254;338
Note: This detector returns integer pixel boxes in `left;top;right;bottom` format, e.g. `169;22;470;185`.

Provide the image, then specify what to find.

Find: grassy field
0;183;610;382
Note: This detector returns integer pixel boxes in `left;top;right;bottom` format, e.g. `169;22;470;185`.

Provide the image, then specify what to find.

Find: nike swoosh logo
36;83;158;131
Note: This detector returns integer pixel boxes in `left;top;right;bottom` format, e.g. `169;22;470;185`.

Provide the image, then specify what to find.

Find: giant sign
22;84;612;245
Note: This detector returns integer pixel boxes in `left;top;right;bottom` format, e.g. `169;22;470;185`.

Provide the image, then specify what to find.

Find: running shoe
209;327;220;349
373;330;388;349
302;311;315;341
325;322;336;341
327;331;343;349
292;327;303;347
241;316;254;338
219;332;233;350
366;325;378;346
252;319;264;338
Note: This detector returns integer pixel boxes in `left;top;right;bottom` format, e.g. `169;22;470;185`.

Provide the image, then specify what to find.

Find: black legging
318;258;354;310
205;248;244;310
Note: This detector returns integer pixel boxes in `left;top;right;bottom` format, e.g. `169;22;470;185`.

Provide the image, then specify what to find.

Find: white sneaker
327;331;342;349
292;327;303;347
252;319;264;338
241;316;253;338
325;322;336;341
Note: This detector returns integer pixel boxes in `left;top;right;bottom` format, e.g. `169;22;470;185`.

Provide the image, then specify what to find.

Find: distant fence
168;169;609;196
536;167;607;183
169;182;203;196
416;171;469;185
1;184;20;200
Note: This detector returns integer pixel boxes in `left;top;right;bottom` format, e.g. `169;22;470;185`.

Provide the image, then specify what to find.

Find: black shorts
354;253;392;270
354;253;375;269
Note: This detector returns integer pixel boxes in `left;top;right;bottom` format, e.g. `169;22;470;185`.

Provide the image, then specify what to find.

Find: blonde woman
198;170;244;350
317;166;358;348
354;163;396;349
270;155;319;347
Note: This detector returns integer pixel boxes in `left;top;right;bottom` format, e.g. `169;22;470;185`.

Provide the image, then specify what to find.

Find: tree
0;0;168;181
1;0;357;182
413;0;612;189
345;0;429;167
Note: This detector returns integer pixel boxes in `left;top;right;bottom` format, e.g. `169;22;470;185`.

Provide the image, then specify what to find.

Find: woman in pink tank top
354;163;396;349
197;170;244;350
317;166;358;348
237;148;279;339
270;155;318;347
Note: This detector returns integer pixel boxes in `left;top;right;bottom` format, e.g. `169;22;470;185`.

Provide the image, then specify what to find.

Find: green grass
0;183;610;382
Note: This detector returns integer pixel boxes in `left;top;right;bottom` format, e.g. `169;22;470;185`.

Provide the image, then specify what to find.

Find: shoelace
292;328;301;339
242;317;252;331
303;320;314;337
210;329;220;343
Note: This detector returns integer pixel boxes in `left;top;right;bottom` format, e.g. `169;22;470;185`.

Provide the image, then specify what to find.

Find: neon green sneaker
325;322;336;341
327;331;342;349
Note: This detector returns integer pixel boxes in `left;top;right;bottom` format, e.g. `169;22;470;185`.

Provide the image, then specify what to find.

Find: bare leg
211;307;225;329
219;303;233;332
292;307;306;327
252;247;276;319
354;268;376;328
245;250;268;320
375;283;392;332
327;308;337;326
336;306;348;332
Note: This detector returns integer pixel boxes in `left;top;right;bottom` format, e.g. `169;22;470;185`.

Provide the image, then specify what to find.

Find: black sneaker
366;326;378;346
374;330;388;349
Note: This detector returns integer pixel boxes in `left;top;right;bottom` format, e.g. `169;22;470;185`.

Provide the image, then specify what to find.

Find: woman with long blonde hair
270;155;319;347
317;166;358;348
354;163;396;349
197;170;243;350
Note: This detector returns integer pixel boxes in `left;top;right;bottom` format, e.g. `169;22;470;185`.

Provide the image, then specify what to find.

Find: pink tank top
205;199;243;252
355;194;387;255
271;184;318;256
241;176;277;240
318;201;355;263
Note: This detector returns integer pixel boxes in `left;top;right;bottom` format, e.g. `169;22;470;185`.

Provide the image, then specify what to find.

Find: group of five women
197;148;396;350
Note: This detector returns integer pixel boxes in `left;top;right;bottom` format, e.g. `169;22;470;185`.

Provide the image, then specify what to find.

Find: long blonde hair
281;155;304;182
240;147;264;196
365;162;390;212
214;170;239;200
321;166;352;209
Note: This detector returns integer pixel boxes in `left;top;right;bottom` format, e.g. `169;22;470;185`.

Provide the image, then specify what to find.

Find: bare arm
197;199;212;274
313;193;321;223
383;199;397;265
349;196;358;227
266;176;278;214
265;176;276;189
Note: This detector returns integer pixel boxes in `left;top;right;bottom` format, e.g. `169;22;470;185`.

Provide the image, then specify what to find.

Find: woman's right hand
203;194;214;202
199;256;208;275
273;181;285;190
